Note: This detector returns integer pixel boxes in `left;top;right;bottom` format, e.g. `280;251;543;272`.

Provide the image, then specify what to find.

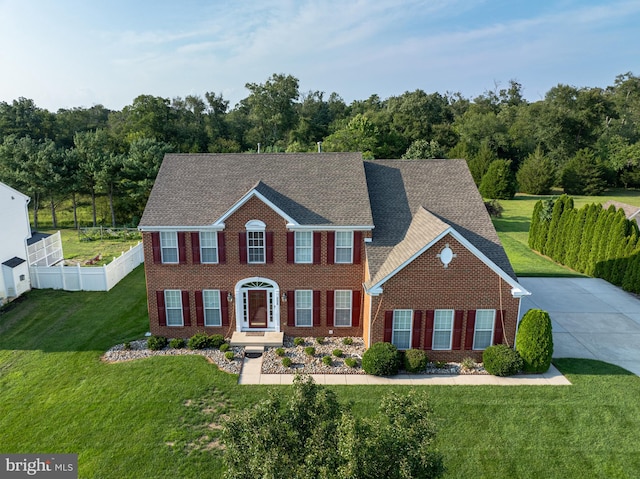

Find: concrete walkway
519;277;640;376
237;354;570;386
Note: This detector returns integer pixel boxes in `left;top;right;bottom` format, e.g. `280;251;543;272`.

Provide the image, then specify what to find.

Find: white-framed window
200;232;218;264
164;290;183;326
392;310;413;350
335;231;353;263
334;290;352;327
295;231;312;263
247;231;265;263
203;290;221;326
160;231;178;264
473;309;495;350
295;290;313;327
433;309;454;350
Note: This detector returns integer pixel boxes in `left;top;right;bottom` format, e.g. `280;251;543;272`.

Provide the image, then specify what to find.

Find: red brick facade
143;196;521;361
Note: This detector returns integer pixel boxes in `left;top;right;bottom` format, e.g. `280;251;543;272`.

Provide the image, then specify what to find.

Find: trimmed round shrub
316;337;325;344
362;342;400;376
219;342;230;352
282;357;292;368
169;338;185;349
147;335;167;351
293;337;305;346
332;349;343;358
322;355;332;366
403;349;428;373
209;334;226;348
483;344;523;377
516;309;554;373
275;347;286;357
304;346;316;356
224;351;235;361
188;332;210;350
342;337;354;345
123;341;131;350
344;357;358;368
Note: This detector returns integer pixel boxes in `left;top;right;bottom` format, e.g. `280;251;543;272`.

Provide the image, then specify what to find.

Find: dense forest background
1;72;639;227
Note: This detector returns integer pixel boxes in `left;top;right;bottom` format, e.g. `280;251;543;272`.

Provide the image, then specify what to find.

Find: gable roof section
139;153;374;229
364;159;518;286
0;181;30;203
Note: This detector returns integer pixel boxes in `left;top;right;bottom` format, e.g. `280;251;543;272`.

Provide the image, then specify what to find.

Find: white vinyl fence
30;242;144;292
27;231;64;266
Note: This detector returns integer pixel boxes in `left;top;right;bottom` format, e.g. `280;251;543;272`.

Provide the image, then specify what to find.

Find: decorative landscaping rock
102;339;244;375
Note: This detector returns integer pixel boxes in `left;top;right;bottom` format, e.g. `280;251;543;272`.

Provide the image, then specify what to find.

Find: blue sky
0;0;638;111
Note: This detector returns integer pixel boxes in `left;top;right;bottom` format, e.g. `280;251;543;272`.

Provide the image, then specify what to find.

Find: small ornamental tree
479;159;517;200
517;146;556;195
516;309;553;373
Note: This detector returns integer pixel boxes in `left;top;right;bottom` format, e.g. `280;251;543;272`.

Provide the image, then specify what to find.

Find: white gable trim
365;227;530;298
215;189;298;226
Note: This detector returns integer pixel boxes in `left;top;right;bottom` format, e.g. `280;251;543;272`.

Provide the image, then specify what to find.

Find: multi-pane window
433;309;454;350
473;309;495;350
334;290;352;326
295;231;312;263
392;310;413;350
335;231;353;263
200;232;218;263
247;231;265;263
203;290;221;326
295;290;313;327
164;290;183;326
160;232;178;263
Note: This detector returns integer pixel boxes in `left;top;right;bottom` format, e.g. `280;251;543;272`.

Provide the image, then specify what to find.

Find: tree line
1;72;639;227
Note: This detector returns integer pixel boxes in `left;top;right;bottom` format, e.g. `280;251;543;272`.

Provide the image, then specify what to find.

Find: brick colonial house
139;153;529;361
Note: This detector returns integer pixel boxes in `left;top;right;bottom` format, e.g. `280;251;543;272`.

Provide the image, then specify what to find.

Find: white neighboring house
0;181;32;304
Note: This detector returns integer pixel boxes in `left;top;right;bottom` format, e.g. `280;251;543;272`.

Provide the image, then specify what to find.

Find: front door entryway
234;277;281;332
248;290;268;328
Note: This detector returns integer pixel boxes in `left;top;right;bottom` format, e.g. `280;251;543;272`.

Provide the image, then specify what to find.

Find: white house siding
0;182;32;303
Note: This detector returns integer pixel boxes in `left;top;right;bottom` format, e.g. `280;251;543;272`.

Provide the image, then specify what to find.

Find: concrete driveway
519;277;640;376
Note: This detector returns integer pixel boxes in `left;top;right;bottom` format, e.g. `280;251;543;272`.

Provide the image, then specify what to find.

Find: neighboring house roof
602;200;640;222
26;232;51;246
2;257;26;268
139;153;374;229
364;159;517;284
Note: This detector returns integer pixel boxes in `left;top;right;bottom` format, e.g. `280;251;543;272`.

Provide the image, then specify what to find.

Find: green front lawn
2;267;640;477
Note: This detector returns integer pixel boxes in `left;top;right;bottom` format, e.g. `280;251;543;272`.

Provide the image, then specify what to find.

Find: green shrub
483;344;523;376
344;357;358;368
403;349;428;373
219;342;230;352
293;337;305;346
224;351;235;361
123;341;131;350
460;357;476;371
332;349;343;357
322;355;332;366
362;342;399;376
169;338;185;349
342;337;354;345
188;332;210;349
147;335;167;351
275;347;286;357
282;357;292;368
435;360;448;369
304;346;316;356
479;159;517;200
209;334;226;348
516;309;554;373
316;337;325;344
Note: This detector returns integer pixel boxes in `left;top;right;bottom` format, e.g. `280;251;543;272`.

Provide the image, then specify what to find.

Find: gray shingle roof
364;159;516;282
139;153;374;228
602;200;640;222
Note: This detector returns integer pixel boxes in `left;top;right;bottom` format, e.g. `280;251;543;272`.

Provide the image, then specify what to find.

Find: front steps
229;331;284;347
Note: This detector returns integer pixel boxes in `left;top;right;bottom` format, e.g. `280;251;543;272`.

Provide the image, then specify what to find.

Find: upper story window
200;231;218;264
295;231;312;263
160;232;178;264
246;220;266;264
335;231;353;264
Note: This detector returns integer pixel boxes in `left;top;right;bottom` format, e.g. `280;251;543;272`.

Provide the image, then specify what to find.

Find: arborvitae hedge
528;197;640;293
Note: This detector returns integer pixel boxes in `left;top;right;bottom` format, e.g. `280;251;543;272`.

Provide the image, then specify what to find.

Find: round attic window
439;246;454;267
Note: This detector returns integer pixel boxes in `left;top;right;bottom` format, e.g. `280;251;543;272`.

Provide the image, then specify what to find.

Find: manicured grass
493;188;640;276
2;267;640;477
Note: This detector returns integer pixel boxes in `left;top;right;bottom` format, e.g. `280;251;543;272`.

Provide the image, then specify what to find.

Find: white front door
235;277;280;332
